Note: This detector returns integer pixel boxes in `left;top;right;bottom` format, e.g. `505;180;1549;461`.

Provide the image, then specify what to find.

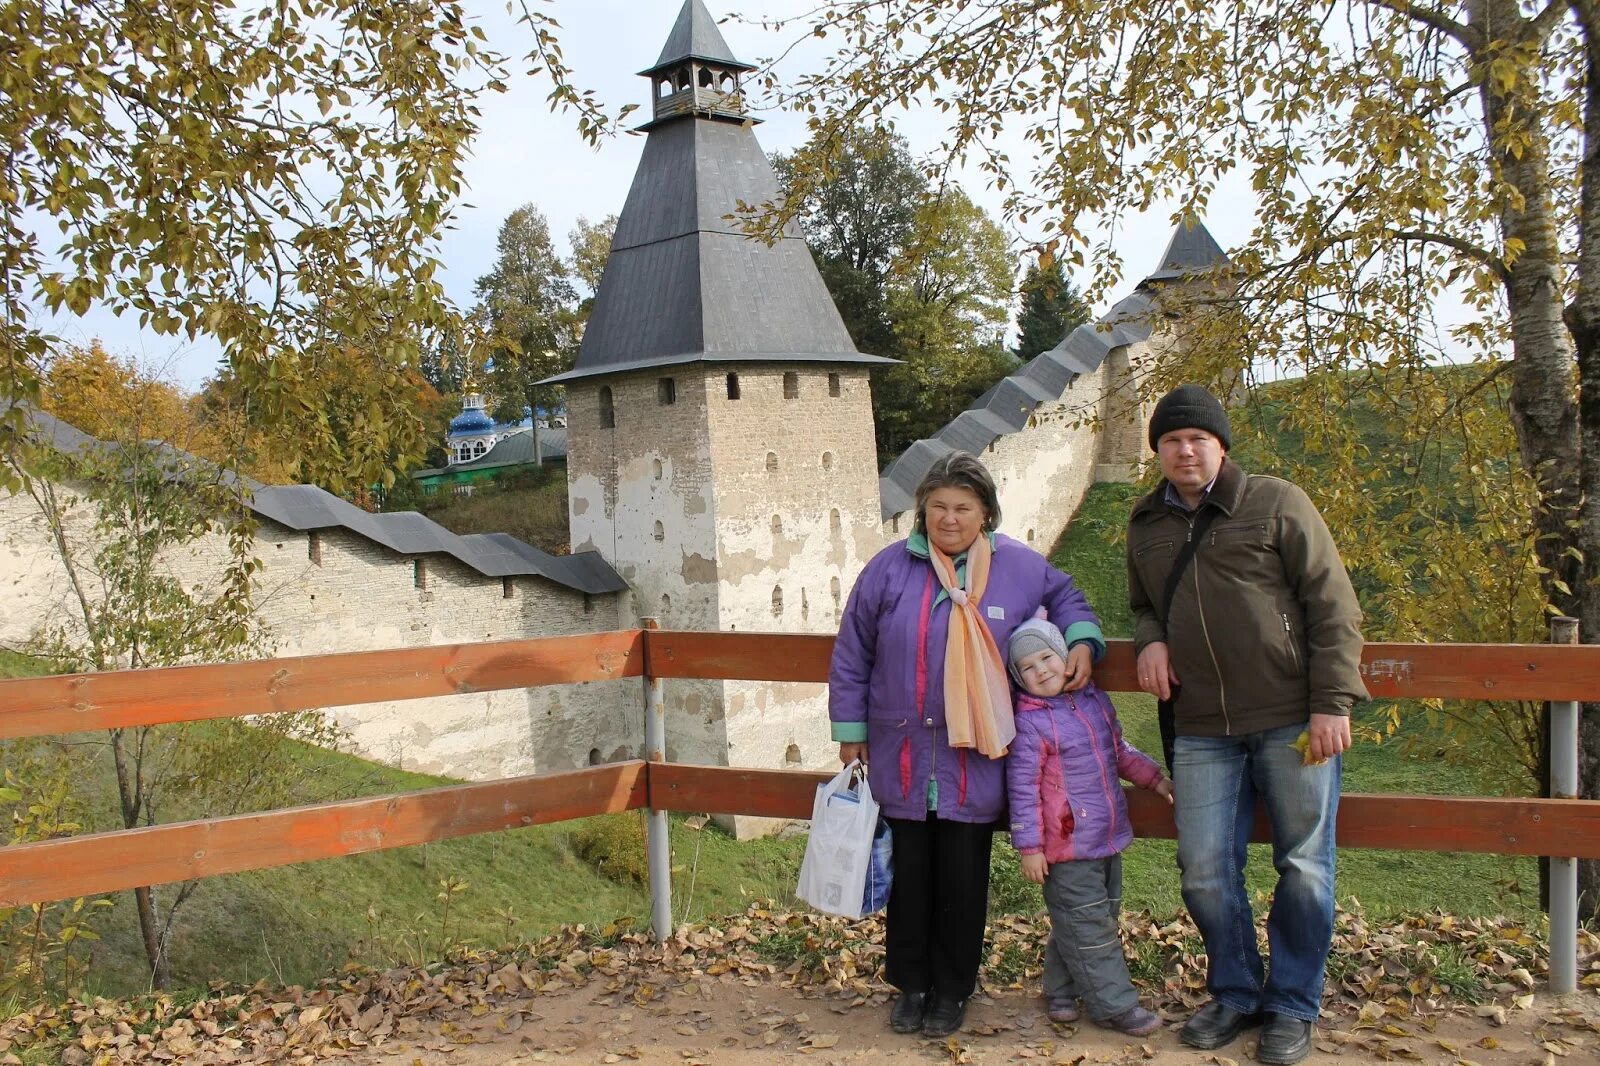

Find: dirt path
345;964;1598;1066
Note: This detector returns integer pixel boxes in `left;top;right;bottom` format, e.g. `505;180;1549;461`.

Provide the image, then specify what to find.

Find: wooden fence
3;631;1598;907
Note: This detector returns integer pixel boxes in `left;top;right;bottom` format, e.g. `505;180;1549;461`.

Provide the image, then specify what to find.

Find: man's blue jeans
1173;722;1339;1021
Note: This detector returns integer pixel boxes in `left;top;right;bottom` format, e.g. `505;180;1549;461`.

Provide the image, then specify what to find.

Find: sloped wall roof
14;407;626;596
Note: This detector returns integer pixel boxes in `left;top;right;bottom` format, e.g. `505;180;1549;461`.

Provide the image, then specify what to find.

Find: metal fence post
1548;615;1580;996
641;619;674;943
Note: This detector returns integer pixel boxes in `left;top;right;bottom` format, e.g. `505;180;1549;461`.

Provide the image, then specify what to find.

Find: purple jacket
829;533;1104;823
1006;685;1164;862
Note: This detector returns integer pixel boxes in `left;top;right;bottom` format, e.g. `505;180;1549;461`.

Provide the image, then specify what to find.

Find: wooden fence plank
647;764;1600;858
643;632;1600;701
0;763;648;907
0;631;645;740
644;630;834;683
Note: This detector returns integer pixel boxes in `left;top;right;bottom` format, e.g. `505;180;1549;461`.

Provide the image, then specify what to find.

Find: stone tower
545;0;892;810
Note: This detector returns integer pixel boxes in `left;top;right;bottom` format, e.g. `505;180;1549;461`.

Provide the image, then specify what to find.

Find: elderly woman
829;451;1105;1038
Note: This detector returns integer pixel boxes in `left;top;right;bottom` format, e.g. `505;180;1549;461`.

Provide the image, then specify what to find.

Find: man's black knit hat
1148;384;1232;451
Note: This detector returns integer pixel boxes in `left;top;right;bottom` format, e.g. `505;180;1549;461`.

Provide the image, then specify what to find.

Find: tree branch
1363;0;1479;47
1388;229;1511;281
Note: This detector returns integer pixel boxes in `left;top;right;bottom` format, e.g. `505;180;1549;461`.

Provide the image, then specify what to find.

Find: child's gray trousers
1041;854;1140;1020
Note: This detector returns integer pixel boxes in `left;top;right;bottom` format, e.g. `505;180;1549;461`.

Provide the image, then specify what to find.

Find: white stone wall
703;365;883;795
0;483;634;782
565;371;727;767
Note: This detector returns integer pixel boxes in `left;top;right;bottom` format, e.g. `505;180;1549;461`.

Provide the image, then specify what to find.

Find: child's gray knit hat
1006;608;1067;685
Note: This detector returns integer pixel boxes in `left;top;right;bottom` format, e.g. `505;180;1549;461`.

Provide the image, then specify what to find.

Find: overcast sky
42;1;1256;393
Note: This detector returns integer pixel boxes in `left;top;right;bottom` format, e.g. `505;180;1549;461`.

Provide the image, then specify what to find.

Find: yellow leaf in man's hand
1290;730;1328;766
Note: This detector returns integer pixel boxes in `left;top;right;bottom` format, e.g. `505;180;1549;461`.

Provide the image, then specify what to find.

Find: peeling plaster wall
703;365;883;805
565;371;727;766
0;484;632;780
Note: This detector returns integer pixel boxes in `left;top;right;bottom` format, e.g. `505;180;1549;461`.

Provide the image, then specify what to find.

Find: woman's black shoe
889;991;930;1033
922;995;968;1038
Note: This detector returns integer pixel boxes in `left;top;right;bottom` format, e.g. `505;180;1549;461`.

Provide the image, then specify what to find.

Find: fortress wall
0;482;634;781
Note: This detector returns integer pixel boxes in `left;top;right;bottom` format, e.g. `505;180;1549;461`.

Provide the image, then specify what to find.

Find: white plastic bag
796;761;881;918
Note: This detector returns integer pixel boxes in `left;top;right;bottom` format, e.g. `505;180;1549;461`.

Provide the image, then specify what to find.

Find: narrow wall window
771;514;782;536
589;747;603;765
413;559;427;590
307;531;322;566
801;587;810;622
726;372;740;399
599;386;615;429
583;593;595;615
502;577;515;599
830;508;842;535
657;377;676;405
785;743;802;765
653;520;665;542
660;593;671;613
782;371;799;399
765;451;778;472
830;574;842;606
828;372;841;397
821;451;834;471
771;585;783;616
652;458;663;480
1026;529;1036;543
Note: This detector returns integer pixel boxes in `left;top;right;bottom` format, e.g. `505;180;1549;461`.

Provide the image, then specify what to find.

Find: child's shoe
1046;998;1080;1023
1101;1005;1161;1037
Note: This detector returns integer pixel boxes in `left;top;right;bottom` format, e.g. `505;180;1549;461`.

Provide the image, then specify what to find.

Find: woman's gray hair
912;451;1001;534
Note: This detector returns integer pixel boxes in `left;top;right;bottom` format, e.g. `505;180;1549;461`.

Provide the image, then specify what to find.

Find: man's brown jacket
1126;458;1368;737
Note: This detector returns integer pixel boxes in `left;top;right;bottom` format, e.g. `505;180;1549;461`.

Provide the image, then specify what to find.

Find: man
1126;385;1367;1066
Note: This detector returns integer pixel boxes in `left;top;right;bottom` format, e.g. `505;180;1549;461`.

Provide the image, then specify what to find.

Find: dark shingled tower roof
1140;218;1229;285
641;0;753;75
542;0;893;385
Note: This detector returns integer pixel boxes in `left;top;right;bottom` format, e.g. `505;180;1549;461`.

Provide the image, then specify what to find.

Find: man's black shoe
921;995;968;1038
1256;1013;1314;1065
1177;1000;1263;1050
889;991;929;1034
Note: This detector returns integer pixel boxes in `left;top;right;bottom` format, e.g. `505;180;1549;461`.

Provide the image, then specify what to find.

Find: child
1005;613;1174;1037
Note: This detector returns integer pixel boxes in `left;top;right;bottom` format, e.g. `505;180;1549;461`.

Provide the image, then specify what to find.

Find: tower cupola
639;0;756;130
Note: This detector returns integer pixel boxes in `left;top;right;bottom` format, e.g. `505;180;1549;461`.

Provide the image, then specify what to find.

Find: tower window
726;372;740;399
771;585;784;616
653;520;665;542
657;377;676;405
765;451;778;472
783;371;799;399
698;67;714;88
657;79;671;99
599;386;615;429
828;373;841;397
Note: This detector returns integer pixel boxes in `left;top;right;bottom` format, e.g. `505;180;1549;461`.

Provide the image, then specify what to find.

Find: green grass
0;648;53;678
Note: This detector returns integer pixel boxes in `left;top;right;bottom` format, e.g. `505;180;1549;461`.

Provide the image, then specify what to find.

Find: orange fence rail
2;629;1597;913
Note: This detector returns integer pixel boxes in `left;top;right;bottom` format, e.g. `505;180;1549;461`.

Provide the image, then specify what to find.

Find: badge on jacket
986;605;1005;620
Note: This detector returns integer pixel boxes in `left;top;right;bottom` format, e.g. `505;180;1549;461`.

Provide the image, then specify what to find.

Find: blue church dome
448;407;495;437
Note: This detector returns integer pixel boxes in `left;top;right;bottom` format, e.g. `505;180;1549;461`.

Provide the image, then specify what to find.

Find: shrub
570;813;648;885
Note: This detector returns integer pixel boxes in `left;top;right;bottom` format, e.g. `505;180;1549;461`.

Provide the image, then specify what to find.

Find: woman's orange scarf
928;533;1016;759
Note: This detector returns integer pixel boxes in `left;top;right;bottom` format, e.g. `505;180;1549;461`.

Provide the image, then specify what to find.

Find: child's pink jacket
1006;683;1164;863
